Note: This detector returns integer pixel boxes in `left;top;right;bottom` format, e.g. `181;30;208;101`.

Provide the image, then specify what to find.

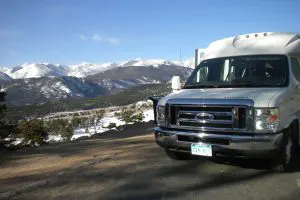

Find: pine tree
94;110;105;133
120;108;134;124
18;120;47;146
45;119;74;141
71;116;82;129
0;86;7;138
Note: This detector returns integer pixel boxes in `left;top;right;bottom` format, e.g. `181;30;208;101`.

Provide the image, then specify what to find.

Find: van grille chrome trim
166;104;251;132
178;110;232;116
178;118;233;124
165;98;254;132
175;106;236;130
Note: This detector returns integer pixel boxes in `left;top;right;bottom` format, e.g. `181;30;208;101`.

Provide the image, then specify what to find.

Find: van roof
204;32;300;60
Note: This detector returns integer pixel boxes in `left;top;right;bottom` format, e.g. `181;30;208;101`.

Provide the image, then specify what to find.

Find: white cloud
91;34;103;42
91;34;119;45
79;33;120;45
105;37;119;45
79;34;88;41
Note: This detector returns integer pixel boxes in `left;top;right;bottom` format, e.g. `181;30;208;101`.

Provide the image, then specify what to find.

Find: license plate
191;143;212;157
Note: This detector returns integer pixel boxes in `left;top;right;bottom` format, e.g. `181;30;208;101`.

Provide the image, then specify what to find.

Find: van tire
271;124;298;173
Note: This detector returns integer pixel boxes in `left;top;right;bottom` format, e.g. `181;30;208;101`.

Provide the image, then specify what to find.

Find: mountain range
0;58;194;80
0;59;194;106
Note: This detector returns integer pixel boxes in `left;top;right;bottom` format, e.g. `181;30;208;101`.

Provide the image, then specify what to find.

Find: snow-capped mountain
120;59;172;67
0;71;12;83
0;63;69;79
0;58;195;79
2;76;107;105
86;64;192;91
2;64;192;105
68;62;119;78
120;58;195;68
0;58;195;105
68;58;194;78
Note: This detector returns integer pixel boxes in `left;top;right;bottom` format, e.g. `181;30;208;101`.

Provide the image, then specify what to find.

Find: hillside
5;83;171;122
2;76;107;106
86;64;192;90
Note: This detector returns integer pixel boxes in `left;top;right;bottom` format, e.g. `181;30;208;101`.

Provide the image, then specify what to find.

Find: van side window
291;58;300;82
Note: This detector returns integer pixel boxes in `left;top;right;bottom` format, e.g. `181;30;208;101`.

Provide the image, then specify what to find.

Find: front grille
168;105;248;131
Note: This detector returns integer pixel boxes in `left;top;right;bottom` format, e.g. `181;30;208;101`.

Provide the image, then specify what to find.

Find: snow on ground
46;135;64;142
71;129;91;140
70;112;126;141
4;102;155;145
11;138;23;146
71;108;154;141
4;138;24;147
142;109;154;122
133;100;153;108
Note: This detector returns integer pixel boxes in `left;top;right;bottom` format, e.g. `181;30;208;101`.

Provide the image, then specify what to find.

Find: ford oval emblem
195;112;214;121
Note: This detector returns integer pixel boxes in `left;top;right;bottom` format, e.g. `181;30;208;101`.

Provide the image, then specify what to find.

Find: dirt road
1;122;300;200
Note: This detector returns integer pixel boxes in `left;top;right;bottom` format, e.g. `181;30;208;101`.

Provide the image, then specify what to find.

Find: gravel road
1;122;300;200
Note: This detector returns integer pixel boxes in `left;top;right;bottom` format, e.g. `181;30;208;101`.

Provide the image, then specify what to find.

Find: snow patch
54;82;71;94
142;109;154;122
47;135;63;142
41;81;72;98
4;138;24;147
70;105;153;141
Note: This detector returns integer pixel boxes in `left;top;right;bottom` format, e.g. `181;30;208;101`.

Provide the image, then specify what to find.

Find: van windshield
184;55;289;89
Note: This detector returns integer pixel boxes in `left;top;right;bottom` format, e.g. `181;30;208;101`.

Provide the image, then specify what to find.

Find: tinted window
291;58;300;82
184;55;289;88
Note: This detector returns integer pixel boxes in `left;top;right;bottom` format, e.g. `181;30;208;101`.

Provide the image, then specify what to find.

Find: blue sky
0;0;299;66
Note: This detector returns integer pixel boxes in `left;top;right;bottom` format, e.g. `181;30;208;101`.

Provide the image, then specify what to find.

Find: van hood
158;88;282;107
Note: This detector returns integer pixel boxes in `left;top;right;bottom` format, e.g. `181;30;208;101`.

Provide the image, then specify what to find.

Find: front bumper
154;127;283;159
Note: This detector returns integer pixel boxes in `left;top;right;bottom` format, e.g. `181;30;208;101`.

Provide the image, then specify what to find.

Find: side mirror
171;76;181;91
148;96;162;125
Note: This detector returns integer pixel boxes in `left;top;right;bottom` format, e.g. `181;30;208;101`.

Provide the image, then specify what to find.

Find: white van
153;32;300;172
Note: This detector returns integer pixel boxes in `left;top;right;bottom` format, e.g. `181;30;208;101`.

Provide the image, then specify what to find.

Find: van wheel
272;124;298;173
165;149;191;160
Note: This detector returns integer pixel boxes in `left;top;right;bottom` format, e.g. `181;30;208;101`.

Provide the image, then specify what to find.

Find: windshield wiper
183;79;282;89
183;82;221;89
230;79;278;87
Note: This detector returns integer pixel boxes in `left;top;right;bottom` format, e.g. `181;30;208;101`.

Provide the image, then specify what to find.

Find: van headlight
254;108;279;132
157;106;166;126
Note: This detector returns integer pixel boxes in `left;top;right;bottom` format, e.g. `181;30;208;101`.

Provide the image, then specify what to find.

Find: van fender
282;115;300;146
282;115;298;130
